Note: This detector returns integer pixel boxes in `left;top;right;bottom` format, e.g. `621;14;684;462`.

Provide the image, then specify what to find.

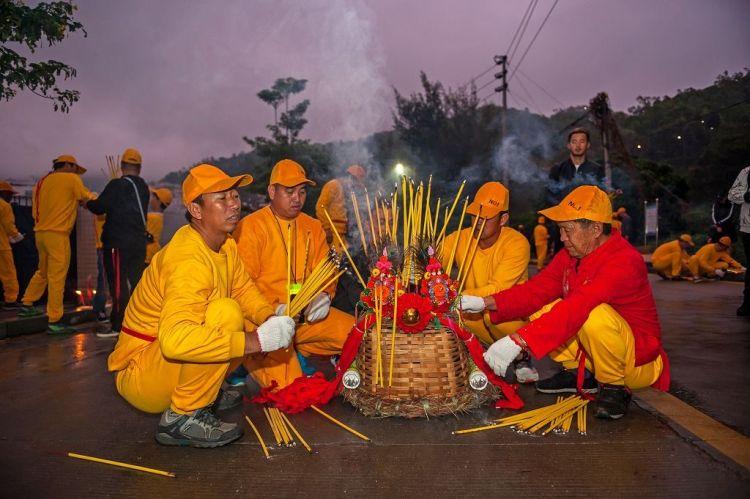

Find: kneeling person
108;164;295;448
234;159;354;389
461;186;668;420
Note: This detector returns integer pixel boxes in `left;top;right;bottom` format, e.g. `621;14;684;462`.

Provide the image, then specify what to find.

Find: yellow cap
537;216;546;224
346;164;366;180
182;164;253;206
678;234;695;246
466;182;509;218
0;180;17;194
539;185;612;223
616;206;627;214
269;159;316;187
151;187;173;207
121;148;142;165
718;236;732;247
53;154;86;174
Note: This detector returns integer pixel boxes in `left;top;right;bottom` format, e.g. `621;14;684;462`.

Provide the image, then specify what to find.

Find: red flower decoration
395;293;434;333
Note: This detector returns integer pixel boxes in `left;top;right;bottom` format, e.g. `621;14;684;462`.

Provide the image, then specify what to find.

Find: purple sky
1;0;748;181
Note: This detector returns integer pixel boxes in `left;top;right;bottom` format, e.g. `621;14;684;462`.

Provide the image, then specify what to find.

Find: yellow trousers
22;231;70;323
535;243;548;270
245;307;353;389
0;250;19;302
115;298;243;414
463;312;527;346
652;252;686;278
534;302;663;388
687;256;727;277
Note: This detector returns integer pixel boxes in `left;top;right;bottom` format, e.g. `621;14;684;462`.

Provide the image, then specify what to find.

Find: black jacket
547;158;605;204
87;175;150;250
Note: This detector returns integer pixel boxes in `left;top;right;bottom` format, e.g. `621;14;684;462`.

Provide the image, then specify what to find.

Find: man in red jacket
460;185;669;420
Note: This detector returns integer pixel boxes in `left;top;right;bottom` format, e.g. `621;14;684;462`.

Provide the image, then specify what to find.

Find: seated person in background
651;234;694;280
688;236;744;280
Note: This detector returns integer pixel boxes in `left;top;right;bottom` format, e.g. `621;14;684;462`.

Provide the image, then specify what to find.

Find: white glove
460;295;485;313
275;303;287;316
9;233;24;244
305;293;331;322
256;316;296;352
483;336;522;377
714;269;726;278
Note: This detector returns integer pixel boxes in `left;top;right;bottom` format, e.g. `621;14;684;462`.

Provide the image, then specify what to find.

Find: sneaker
18;305;43;318
155;407;243;448
96;330;119;338
296;351;317;376
2;301;22;310
214;389;243;411
47;323;77;335
226;365;248;387
514;358;540;384
535;368;599;394
96;313;110;324
594;383;632;420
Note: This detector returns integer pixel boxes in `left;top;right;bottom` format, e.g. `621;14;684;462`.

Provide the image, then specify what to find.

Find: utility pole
493;55;508;184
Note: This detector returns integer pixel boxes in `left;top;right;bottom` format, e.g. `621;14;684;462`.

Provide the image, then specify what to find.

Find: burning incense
351;192;368;257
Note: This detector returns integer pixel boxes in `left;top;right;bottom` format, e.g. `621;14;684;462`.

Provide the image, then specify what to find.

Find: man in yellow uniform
92;214;109;322
315;164;366;248
19;155;94;334
652;234;694;280
108;164;295;448
0;181;23;308
688;236;745;280
533;216;549;270
145;187;173;264
234;159;354;389
443;181;536;382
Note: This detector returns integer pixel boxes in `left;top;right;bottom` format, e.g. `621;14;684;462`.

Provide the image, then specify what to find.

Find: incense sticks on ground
311;405;371;442
244;415;270;458
67;452;175;478
452;395;591;436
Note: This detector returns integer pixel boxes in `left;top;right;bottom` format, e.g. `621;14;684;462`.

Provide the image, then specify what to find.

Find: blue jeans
93;248;107;315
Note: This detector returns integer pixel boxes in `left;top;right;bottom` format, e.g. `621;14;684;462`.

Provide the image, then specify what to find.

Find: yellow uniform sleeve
718;252;743;269
316;180;346;233
230;247;275;326
157;255;247;363
697;245;717;273
0;201;19;239
234;218;265;285
145;213;164;263
73;174;95;202
464;233;530;297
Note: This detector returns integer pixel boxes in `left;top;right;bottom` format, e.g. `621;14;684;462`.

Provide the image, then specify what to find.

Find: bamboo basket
343;319;498;418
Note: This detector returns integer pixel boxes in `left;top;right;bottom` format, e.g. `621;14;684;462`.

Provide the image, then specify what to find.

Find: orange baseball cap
346;164;366;180
269;159;316;187
53;154;86;174
616;206;627;214
151;187;174;207
537;216;546;224
121;148;142;165
539;185;612;223
718;236;732;247
466;181;509;218
0;180;17;194
182;164;253;206
678;234;695;246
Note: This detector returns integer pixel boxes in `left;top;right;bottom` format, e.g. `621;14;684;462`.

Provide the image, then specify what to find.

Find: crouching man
107;164;295;447
461;186;669;420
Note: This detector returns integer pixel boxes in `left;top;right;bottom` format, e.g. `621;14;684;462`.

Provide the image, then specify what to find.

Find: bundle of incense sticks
288;255;345;317
262;407;312;452
104;155;120;179
451;395;590;436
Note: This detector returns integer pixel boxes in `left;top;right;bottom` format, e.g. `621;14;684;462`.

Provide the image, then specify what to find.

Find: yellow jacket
0;198;20;252
652;240;688;263
689;242;742;273
94;215;105;250
145;212;164;263
444;226;529;297
533;223;548;246
234;206;332;306
108;225;275;371
316;179;348;234
32;171;93;233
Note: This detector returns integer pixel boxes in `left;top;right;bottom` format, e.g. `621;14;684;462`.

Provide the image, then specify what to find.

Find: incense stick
280;412;312;453
311;405;370;442
67;452;175;478
244;415;270;458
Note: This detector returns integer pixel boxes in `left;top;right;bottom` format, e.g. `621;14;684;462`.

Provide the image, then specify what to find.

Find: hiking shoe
214;389;243;411
2;301;22;310
594;383;632;420
514;354;539;384
18;305;43;318
96;330;119;338
226;365;248;387
96;313;110;324
297;351;317;376
155;407;243;448
47;323;76;335
536;368;598;394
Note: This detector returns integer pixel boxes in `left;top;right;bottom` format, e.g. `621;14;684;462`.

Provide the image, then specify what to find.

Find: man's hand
255;316;296;352
714;269;726;278
483;336;523;377
460;295;485;313
305;293;331;323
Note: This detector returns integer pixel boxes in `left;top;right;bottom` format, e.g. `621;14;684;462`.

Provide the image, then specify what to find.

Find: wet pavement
1;277;749;497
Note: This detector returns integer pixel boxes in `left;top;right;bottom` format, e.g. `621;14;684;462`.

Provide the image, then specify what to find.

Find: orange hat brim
466;201;501;219
204;174;254;196
538;205;612;224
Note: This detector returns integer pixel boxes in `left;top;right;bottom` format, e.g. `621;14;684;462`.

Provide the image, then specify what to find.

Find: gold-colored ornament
371;268;381;277
402;308;420;325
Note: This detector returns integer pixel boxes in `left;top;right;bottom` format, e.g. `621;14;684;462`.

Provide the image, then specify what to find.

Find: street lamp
394;163;406;176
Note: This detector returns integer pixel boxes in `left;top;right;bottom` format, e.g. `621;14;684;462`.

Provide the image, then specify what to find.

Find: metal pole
602;128;612;190
501;56;509;186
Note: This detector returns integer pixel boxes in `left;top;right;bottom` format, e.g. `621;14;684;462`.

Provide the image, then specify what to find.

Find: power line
508;0;560;83
516;68;565;108
513;74;543;114
474;78;495;94
508;90;533;110
508;0;539;64
506;0;537;56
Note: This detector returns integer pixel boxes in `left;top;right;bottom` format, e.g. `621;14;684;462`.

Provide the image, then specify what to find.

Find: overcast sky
0;0;747;181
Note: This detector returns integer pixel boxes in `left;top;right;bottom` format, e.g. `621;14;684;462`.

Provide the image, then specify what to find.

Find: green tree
245;77;310;147
1;0;86;112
